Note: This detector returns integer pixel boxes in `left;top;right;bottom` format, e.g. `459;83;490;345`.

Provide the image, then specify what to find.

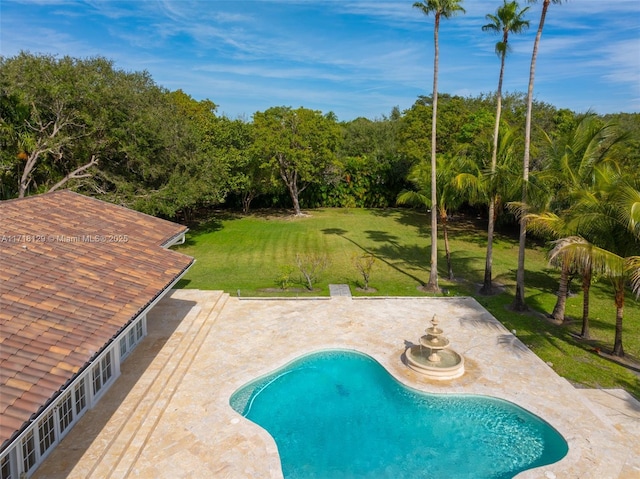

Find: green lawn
173;208;640;397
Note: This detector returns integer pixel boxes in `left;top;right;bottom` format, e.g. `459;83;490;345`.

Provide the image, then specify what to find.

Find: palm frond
626;256;640;298
524;212;564;237
396;189;430;209
614;183;640;240
506;201;529;221
549;236;625;279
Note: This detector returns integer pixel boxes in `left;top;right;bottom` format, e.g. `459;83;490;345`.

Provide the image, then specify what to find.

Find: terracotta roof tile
0;190;193;449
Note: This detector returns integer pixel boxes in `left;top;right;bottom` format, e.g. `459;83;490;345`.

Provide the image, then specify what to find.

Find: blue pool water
229;350;568;479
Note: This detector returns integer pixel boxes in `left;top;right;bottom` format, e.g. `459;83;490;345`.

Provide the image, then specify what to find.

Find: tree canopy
251;106;340;216
1;51;638;227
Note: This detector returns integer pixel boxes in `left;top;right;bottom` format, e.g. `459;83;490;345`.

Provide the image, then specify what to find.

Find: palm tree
413;0;466;292
455;126;523;289
513;0;563;311
397;155;468;280
522;114;624;330
543;225;598;339
551;238;637;357
550;174;640;357
481;0;530;294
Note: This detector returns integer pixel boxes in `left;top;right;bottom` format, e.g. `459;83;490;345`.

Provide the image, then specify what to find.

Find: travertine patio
35;289;640;478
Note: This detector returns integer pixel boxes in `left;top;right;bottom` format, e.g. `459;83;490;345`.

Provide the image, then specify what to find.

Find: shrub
353;253;376;290
295;253;330;290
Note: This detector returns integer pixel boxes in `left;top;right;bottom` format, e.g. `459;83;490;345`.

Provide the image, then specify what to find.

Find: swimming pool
230;349;568;479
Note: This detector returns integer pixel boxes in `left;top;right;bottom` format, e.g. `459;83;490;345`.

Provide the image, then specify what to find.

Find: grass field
173;207;640;397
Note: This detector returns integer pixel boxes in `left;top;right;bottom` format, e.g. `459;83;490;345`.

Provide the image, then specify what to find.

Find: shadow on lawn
177;211;242;247
174;278;191;289
447;251;485;284
507;269;559;296
526;290;619;337
371;208;430;235
365;230;400;244
500;296;640;387
322;227;427;287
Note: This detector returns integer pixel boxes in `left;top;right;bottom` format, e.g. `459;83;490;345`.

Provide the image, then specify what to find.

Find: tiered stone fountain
405;314;464;380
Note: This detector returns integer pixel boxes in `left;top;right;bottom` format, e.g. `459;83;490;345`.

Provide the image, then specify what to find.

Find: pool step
95;291;229;479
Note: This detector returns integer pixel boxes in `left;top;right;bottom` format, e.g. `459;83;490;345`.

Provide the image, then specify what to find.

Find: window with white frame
37;410;56;457
21;430;36;473
120;337;128;359
92;365;101;395
135;320;143;340
120;319;145;361
101;353;112;384
58;391;74;436
74;381;86;415
92;351;113;396
128;327;135;348
0;453;11;479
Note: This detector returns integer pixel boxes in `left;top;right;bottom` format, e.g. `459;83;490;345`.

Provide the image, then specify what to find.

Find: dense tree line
1;51;639;355
5;52;627;220
2;52;635;214
0;53;232;218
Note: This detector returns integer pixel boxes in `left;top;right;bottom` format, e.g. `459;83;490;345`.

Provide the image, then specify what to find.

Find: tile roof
0;191;194;448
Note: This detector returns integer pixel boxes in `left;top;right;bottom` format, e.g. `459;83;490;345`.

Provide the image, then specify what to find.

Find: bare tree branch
48;155;99;193
18;100;87;197
19;146;51;198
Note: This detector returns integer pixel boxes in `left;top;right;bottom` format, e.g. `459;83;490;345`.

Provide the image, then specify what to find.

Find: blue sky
1;0;639;121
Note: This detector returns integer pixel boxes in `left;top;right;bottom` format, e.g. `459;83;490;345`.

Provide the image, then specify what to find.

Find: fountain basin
406;346;465;380
420;335;449;349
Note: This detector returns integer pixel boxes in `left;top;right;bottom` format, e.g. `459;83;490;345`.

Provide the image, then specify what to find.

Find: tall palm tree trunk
550;260;569;321
482;50;506;296
482;0;530;295
612;279;625;357
482;199;496;294
580;266;592;339
441;209;454;280
414;0;465;291
514;0;551;311
426;13;441;292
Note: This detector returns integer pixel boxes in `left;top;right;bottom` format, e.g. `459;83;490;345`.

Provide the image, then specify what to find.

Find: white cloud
2;0;638;118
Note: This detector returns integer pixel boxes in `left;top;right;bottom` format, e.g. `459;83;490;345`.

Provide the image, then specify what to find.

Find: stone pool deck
35;290;640;479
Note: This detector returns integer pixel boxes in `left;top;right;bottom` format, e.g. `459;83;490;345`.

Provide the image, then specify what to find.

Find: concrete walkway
328;283;352;297
35;290;640;479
